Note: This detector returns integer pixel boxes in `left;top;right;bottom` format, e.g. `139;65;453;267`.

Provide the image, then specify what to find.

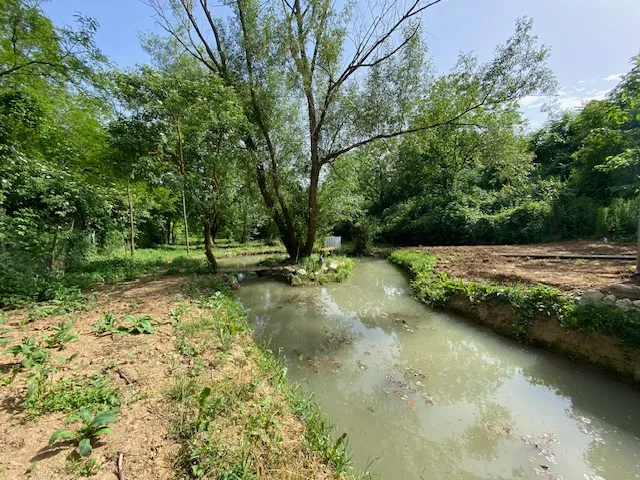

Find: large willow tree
146;0;554;259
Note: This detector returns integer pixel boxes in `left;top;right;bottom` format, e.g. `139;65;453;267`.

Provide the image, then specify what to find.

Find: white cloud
578;80;588;84
554;88;611;111
574;87;586;92
520;95;545;109
603;73;622;81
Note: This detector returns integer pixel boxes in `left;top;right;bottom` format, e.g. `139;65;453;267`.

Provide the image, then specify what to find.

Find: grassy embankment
389;249;640;353
0;249;366;479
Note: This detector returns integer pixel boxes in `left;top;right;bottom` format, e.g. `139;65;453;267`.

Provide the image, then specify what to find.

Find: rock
633;300;640;309
328;262;339;271
578;290;605;306
608;283;640;300
296;268;307;276
603;295;616;304
615;298;633;310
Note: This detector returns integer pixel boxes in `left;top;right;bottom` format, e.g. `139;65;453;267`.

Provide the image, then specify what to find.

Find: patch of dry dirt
422;240;635;292
0;277;187;479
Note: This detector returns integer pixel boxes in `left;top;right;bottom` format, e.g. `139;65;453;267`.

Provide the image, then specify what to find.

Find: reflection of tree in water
361;408;528;480
522;357;640;437
407;337;516;406
451;402;515;461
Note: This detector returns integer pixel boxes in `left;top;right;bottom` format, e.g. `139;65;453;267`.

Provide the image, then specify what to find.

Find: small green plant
7;336;49;368
0;327;10;347
67;456;100;476
120;315;155;335
92;314;155;336
43;318;78;349
92;313;118;335
0;370;17;386
170;304;190;325
49;408;120;457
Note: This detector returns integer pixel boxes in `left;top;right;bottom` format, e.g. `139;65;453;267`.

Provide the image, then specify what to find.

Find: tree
113;58;247;269
0;0;104;86
106;118;160;255
597;54;640;273
146;0;554;259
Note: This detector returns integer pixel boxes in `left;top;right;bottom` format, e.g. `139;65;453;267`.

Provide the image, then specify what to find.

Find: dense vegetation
1;0;638;304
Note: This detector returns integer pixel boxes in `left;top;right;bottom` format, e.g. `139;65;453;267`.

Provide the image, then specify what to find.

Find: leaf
49;429;75;445
197;387;211;408
90;408;120;428
78;438;92;457
91;427;113;437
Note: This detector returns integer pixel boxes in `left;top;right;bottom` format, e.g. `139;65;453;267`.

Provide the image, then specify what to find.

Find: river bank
389;249;640;384
0;274;363;479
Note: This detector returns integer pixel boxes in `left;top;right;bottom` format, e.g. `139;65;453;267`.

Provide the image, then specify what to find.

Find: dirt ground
422;240;636;293
0;276;334;480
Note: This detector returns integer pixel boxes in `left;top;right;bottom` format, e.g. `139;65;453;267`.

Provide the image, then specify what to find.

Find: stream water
235;259;640;480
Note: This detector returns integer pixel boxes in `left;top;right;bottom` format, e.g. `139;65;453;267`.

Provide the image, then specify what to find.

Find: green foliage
6;336;48;368
42;318;78;348
92;313;155;336
120;315;156;335
390;249;640;348
22;288;93;323
49;408;120;457
92;313;117;335
25;372;119;418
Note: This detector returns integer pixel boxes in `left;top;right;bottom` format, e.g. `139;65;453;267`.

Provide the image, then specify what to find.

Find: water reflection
236;259;640;480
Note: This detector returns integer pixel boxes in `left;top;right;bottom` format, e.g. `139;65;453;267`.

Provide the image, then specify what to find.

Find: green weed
49;408;120;457
92;313;118;335
24;372;119;418
43;318;78;349
93;313;156;336
6;336;49;368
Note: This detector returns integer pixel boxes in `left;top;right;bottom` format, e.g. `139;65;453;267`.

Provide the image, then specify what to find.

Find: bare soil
0;276;334;479
421;240;635;293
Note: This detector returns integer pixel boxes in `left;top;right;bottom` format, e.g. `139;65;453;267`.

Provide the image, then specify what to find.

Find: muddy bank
445;293;640;383
389;249;640;384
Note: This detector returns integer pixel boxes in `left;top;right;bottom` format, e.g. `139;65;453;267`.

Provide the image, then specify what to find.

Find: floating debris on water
356;359;369;370
385;374;416;393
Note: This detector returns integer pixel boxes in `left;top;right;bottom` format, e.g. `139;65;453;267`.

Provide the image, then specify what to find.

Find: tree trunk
636;195;640;275
304;157;320;257
203;220;218;272
127;179;135;256
182;188;190;255
176;119;190;256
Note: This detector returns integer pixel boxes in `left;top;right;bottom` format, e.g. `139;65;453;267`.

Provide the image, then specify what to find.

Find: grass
169;282;368;480
389;249;640;348
24;372;120;419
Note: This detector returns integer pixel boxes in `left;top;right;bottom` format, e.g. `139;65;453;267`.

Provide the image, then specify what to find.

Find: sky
43;0;640;128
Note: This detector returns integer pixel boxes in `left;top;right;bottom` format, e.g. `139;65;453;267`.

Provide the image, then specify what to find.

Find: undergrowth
24;372;120;419
389;249;640;348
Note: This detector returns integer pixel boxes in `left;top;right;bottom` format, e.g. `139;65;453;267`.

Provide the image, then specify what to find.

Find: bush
603;197;638;240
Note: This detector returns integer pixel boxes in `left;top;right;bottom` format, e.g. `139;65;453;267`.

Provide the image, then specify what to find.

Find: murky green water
235;259;640;480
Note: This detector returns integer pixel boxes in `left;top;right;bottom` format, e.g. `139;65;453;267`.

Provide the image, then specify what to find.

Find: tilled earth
419;240;635;293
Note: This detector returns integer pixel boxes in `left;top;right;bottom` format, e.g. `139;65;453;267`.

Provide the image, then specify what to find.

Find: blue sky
44;0;640;127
